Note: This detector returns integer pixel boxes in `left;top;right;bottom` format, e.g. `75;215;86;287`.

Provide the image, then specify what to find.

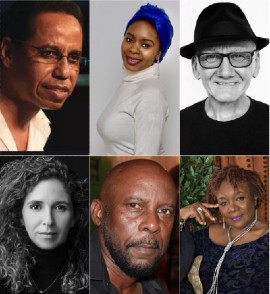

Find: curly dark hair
0;157;89;293
206;165;265;208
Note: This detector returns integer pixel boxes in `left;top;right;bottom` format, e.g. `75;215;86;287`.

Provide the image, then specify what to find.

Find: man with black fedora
180;2;269;155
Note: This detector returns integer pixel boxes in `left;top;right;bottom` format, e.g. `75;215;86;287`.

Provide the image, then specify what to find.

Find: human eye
128;203;141;210
68;52;81;64
204;53;220;63
219;201;227;207
39;48;59;60
55;204;68;212
236;195;245;201
142;42;151;49
30;203;42;210
125;37;133;43
157;207;174;218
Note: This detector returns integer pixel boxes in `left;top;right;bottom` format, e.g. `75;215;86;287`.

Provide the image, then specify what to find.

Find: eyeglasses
197;51;256;69
15;39;88;70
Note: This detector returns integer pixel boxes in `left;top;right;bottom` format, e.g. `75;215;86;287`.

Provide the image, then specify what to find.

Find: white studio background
90;0;180;155
180;0;270;110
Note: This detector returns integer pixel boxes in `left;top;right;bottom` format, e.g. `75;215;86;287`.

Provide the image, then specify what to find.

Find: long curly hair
206;165;265;208
0;157;89;293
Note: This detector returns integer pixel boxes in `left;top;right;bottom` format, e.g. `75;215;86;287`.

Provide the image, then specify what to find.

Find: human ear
90;199;105;226
252;51;260;78
192;56;201;80
156;50;161;62
1;37;14;68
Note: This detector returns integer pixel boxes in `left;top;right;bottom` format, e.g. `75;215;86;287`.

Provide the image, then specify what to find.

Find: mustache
126;237;161;250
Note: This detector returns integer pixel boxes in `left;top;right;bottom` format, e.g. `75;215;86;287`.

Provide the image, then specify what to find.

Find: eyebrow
37;44;82;55
26;200;72;206
126;32;155;45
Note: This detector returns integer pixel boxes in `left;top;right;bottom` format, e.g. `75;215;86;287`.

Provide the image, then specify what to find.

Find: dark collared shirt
90;231;168;294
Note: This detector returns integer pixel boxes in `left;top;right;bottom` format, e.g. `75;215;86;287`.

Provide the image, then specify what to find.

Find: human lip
39;232;57;238
215;82;239;86
231;215;242;221
126;56;141;65
43;84;69;93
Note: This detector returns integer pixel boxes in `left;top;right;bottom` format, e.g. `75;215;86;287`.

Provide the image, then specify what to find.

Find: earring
156;58;160;76
223;217;225;230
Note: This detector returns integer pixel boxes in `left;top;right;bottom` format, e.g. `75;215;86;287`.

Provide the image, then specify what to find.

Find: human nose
217;56;235;78
138;210;161;234
129;42;140;54
52;56;71;80
42;208;55;226
227;201;238;213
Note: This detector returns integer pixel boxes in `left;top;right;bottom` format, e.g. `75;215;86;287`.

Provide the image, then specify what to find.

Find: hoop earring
223;217;225;230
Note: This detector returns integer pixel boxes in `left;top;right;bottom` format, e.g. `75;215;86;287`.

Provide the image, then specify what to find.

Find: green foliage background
180;156;218;231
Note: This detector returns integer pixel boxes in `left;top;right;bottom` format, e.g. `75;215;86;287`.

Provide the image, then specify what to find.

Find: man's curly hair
207;165;265;208
0;157;89;293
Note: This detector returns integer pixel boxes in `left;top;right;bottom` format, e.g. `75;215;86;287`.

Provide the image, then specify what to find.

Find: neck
99;235;142;294
0;93;39;151
205;95;250;121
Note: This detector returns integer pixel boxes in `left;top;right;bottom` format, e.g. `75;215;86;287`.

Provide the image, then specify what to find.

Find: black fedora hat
180;2;269;59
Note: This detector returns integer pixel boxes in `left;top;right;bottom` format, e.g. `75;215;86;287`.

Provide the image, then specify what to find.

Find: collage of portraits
0;0;269;294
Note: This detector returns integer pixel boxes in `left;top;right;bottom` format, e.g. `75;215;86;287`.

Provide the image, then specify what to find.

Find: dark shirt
90;231;168;294
180;98;269;155
193;227;269;294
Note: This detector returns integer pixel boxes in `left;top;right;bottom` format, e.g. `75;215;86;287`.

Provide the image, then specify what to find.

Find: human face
121;20;161;72
192;41;260;103
22;179;74;250
100;166;176;277
216;180;257;230
10;12;82;110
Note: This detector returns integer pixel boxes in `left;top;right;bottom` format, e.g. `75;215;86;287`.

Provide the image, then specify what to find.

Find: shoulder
250;98;269;114
180;100;205;116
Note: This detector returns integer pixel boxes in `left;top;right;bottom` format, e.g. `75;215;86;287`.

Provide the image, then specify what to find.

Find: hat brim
180;36;269;59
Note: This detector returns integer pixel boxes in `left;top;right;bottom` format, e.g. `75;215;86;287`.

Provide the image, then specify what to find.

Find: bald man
90;159;177;294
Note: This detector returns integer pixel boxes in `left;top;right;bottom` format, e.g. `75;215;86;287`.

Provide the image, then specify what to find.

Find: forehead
105;165;175;204
25;178;71;203
29;12;82;43
126;20;158;38
216;180;250;198
197;40;256;53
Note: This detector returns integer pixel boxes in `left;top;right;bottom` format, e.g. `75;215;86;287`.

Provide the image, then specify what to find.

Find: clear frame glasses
197;51;256;69
15;39;88;70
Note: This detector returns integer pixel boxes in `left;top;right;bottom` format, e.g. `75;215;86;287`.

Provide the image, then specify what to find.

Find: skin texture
192;41;260;121
91;160;176;294
209;180;268;246
0;12;82;150
22;179;74;250
1;12;82;111
121;20;161;72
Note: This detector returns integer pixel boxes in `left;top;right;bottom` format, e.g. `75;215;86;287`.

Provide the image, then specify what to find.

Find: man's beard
101;222;164;278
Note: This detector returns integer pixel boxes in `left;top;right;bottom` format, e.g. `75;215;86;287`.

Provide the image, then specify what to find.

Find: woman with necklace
0;157;89;294
97;3;174;155
181;165;269;294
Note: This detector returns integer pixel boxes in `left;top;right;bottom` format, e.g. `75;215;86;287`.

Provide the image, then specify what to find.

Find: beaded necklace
207;214;257;294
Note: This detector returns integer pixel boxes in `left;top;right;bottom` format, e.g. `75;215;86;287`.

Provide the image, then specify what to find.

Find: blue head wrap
124;3;173;62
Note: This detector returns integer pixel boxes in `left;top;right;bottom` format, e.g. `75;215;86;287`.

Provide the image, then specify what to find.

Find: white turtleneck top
97;64;169;155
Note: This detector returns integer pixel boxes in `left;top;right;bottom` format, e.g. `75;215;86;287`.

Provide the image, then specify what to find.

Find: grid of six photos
0;0;269;294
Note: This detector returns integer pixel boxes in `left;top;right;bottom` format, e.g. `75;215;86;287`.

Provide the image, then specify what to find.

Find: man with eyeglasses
180;2;269;155
0;1;88;151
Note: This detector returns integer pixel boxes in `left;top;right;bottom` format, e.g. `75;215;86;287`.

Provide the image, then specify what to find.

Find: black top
0;242;88;294
180;98;269;155
90;231;168;294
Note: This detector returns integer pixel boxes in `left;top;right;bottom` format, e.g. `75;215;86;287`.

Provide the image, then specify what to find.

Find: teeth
217;82;236;86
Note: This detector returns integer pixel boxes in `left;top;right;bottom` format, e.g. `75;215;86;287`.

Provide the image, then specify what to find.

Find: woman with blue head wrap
97;3;174;155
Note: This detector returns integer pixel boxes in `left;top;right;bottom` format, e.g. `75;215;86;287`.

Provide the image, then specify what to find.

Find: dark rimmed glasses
196;51;256;69
15;39;88;70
